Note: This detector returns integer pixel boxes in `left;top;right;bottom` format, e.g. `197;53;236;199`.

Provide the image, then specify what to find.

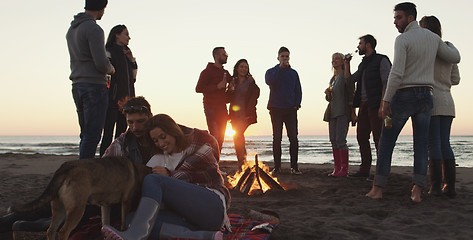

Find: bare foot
411;185;422;203
366;185;383;199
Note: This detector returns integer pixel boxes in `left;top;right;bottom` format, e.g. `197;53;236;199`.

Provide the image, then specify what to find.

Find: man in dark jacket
344;34;391;179
265;47;303;175
66;0;115;159
195;47;231;153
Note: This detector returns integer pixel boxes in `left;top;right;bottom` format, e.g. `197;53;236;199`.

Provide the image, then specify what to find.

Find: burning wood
227;154;285;195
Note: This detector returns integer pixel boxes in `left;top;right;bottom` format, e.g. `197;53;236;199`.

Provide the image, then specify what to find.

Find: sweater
66;12;114;85
265;64;302;109
384;21;461;102
195;63;231;108
432;55;460;116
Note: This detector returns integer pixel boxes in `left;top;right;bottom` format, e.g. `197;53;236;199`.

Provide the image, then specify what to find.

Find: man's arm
384;36;407;102
294;72;302;109
265;66;279;85
437;41;461;64
88;25;114;74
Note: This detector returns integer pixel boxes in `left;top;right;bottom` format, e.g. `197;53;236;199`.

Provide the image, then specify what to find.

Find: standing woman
420;16;460;197
100;25;138;156
323;53;355;177
227;59;260;170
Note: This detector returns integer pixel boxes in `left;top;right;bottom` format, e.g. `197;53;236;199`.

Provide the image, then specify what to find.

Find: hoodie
66;12;114;85
195;63;231;108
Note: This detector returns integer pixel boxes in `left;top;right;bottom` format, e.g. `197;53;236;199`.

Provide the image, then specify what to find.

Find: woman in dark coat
227;59;260;170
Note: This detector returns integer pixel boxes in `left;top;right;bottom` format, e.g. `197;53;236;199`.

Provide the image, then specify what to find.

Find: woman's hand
152;166;170;176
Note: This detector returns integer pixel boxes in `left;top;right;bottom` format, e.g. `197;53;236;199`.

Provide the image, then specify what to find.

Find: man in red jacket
196;47;231;153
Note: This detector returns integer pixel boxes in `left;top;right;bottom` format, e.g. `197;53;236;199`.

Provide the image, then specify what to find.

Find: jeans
269;108;299;170
232;120;249;166
100;106;127;156
356;101;383;174
72;83;108;159
375;87;433;187
204;106;228;153
429;115;455;161
140;175;224;238
329;115;349;150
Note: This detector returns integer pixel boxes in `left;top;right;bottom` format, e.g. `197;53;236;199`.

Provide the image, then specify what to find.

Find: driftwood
234;167;252;191
241;172;256;195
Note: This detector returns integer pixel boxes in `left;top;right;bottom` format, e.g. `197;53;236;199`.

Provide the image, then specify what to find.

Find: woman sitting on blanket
102;113;231;240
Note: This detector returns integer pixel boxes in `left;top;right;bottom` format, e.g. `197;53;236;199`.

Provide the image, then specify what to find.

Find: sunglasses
122;105;149;113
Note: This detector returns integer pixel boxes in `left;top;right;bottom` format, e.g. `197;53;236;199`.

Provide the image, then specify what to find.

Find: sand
1;153;473;240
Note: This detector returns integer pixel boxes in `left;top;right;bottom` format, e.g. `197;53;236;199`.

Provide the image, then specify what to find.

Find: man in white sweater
366;2;460;202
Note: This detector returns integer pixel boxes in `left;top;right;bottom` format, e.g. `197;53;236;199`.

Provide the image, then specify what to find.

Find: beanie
85;0;108;11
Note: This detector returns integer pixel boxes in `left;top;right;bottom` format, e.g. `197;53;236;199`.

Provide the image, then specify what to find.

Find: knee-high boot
328;148;340;176
428;160;443;196
442;159;456;198
102;197;159;240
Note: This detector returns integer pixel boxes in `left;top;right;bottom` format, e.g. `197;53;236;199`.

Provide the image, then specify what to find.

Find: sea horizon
1;135;472;168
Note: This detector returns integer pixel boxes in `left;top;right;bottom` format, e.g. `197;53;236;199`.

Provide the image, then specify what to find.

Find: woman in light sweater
323;53;355;177
420;16;460;197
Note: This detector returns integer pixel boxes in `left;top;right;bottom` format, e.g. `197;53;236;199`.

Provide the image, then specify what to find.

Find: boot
102;197;159;240
428;160;443;196
328;148;340;176
442;159;456;198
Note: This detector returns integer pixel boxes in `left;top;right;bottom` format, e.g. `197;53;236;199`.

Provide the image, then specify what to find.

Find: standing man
66;0;115;159
345;34;391;179
266;47;302;175
366;2;460;202
196;47;231;153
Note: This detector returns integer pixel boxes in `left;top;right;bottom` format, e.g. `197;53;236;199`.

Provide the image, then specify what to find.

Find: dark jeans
429;115;455;161
232;120;249;166
72;83;108;159
356;101;383;174
140;175;224;238
269;108;299;170
100;106;127;156
204;106;228;153
375;87;433;187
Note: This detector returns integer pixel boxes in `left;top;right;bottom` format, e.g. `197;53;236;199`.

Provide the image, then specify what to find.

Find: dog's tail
9;161;74;213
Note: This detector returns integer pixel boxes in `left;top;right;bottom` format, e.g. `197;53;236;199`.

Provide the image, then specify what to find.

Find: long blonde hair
332;52;345;76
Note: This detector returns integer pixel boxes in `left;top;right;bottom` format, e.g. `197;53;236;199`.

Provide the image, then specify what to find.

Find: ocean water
0;135;472;168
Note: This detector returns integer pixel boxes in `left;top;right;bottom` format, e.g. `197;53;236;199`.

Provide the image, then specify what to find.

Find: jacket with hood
195;63;231;109
66;12;114;85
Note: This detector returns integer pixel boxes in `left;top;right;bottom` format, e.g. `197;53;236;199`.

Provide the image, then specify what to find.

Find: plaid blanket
69;213;279;240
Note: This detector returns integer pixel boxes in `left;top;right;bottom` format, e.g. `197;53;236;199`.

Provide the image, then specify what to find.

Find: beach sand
1;153;473;240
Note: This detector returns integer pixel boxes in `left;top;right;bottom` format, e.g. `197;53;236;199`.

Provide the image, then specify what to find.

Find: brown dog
10;156;152;240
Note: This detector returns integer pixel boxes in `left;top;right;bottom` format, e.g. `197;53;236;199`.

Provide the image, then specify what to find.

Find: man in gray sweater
66;0;115;159
366;2;460;202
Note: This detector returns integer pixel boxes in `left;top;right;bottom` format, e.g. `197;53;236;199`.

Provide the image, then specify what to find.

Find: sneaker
12;218;51;232
290;168;302;175
270;168;281;176
348;171;369;178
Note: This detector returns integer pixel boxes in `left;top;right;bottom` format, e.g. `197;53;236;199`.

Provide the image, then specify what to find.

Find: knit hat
84;0;108;11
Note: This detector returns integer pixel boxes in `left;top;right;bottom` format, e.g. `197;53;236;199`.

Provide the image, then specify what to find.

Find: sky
0;0;471;136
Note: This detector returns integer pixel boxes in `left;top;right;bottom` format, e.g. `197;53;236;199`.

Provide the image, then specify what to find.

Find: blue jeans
72;83;108;159
269;108;299;169
429;116;455;161
204;106;228;153
375;87;433;187
139;174;224;238
328;115;349;150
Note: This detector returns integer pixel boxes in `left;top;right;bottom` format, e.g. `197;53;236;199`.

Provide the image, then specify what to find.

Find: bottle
384;115;392;129
344;50;359;60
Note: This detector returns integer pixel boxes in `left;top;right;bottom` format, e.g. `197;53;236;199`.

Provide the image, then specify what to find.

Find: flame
227;155;283;195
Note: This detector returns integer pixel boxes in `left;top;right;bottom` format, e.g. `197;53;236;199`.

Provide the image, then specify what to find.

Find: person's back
66;13;113;84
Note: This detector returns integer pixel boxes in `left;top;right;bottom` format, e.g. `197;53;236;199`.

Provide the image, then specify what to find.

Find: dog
10;156;152;240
